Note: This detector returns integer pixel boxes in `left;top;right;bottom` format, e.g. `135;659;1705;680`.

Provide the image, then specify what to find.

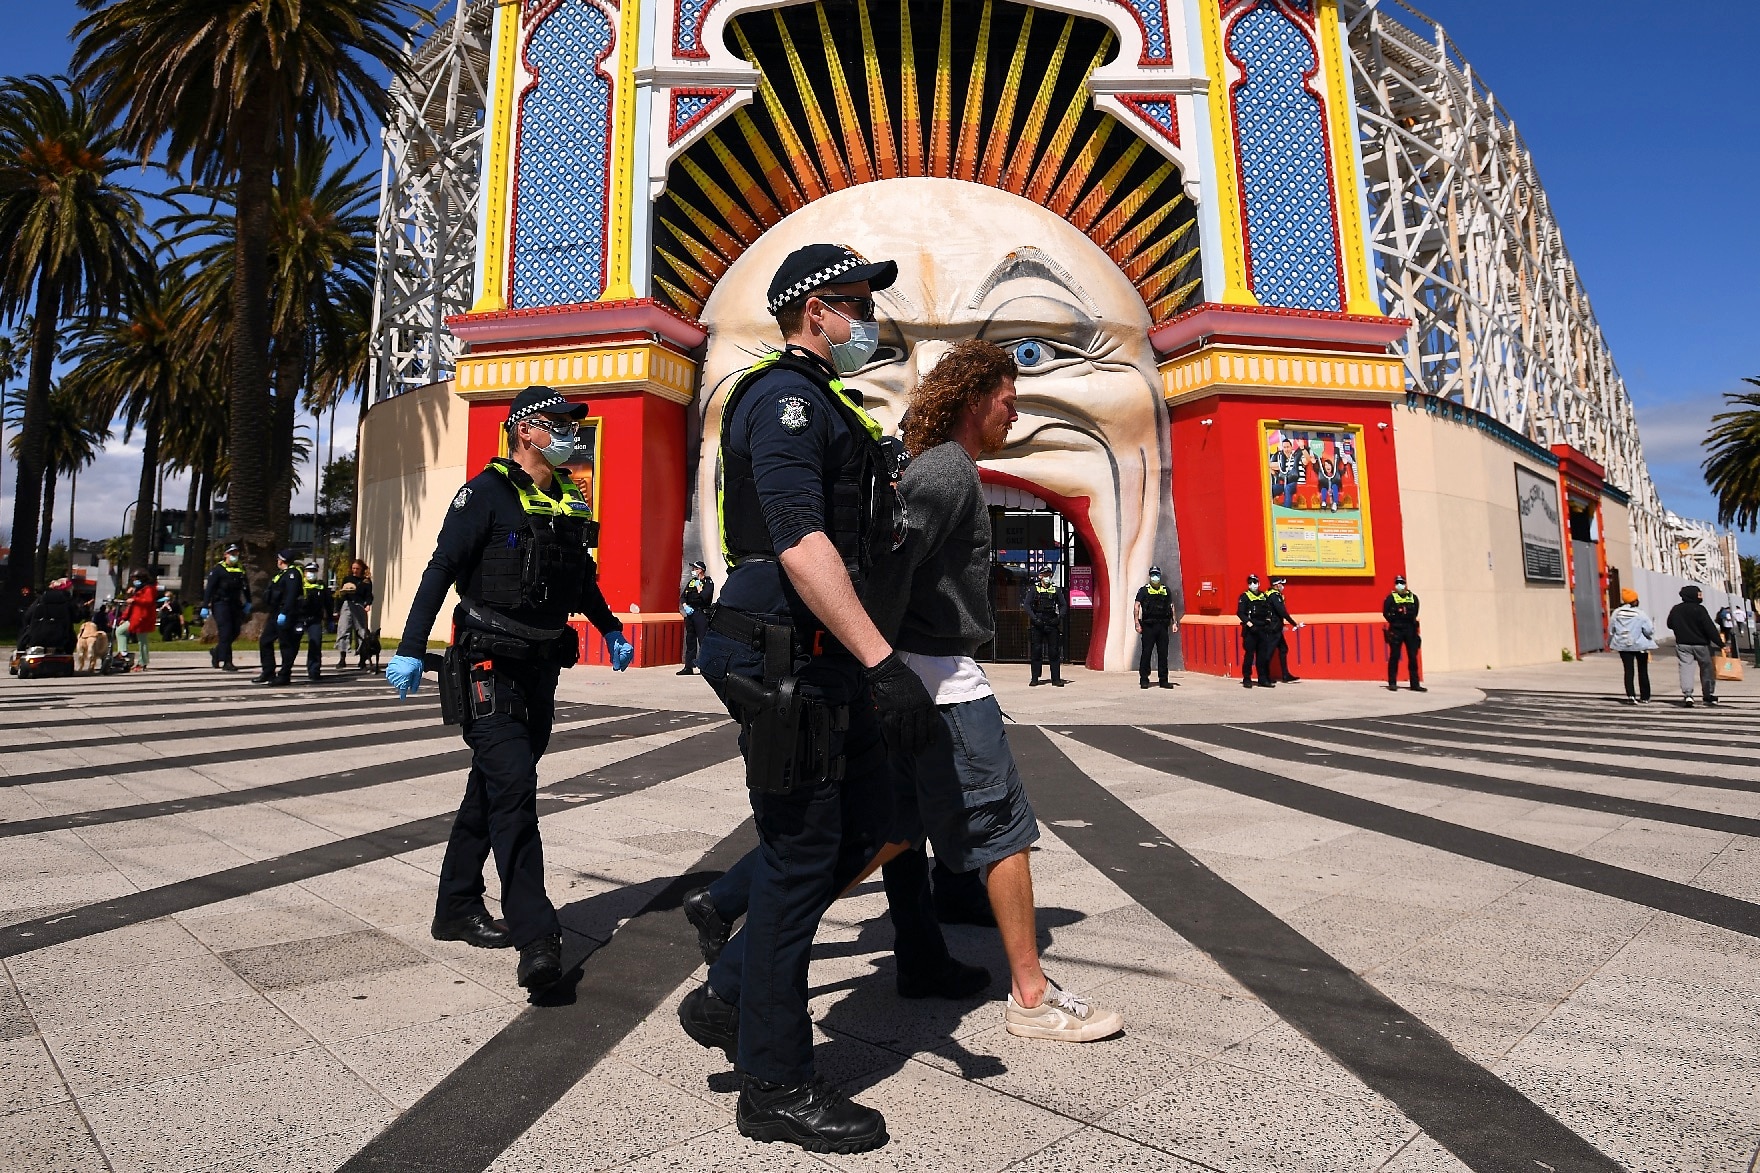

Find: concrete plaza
0;651;1755;1171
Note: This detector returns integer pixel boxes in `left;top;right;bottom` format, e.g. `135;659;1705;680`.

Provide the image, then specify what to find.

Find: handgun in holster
426;649;466;726
719;621;844;794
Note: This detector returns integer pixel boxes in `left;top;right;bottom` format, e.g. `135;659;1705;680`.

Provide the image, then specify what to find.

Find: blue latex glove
386;655;424;698
277;613;288;627
199;607;210;620
682;604;694;616
606;632;634;672
243;602;252;615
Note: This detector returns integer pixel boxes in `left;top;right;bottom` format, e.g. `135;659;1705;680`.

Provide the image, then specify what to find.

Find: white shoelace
1043;986;1090;1019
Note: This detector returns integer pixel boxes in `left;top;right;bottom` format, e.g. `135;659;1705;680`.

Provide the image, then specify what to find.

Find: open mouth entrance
978;480;1104;666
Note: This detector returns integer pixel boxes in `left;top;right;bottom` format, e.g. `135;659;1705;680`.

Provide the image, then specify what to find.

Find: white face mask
821;306;879;374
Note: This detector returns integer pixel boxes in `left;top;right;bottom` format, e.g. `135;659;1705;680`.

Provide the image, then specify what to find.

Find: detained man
868;339;1123;1041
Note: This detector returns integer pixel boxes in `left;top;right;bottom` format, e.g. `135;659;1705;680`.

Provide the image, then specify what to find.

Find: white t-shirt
898;651;994;705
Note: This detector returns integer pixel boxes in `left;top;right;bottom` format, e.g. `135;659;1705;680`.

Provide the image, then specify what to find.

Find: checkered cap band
767;257;868;314
508;392;572;424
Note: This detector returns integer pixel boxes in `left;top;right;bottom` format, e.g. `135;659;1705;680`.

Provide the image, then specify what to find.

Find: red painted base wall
1169;393;1407;680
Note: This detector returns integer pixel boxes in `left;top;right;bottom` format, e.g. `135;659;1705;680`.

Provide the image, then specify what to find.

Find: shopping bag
1714;655;1744;682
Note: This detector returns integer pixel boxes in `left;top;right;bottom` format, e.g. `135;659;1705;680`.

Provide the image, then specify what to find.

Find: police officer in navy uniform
1134;565;1177;689
674;244;937;1154
678;560;713;675
203;544;248;671
1025;566;1067;686
1268;576;1302;683
298;561;332;680
384;387;634;990
1237;573;1278;688
1383;574;1425;692
251;550;305;685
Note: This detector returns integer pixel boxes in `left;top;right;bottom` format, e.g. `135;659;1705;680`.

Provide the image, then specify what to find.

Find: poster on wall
1514;465;1565;583
1258;421;1375;576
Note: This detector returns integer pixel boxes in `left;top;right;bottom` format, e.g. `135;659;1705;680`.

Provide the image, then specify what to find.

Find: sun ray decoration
656;0;1204;323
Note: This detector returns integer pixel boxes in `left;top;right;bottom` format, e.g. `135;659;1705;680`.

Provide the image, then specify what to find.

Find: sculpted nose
910;339;953;387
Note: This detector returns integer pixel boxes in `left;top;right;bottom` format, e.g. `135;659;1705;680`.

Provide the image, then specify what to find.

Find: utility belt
430;602;576;726
708;606;849;795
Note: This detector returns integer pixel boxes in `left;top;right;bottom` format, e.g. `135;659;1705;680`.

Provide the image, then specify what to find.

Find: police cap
767;244;898;314
277;548;296;564
1148;565;1163;577
224;543;240;555
1271;577;1288;587
507;386;588;426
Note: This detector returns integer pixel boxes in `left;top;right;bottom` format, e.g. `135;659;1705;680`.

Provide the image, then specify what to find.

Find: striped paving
0;659;1756;1172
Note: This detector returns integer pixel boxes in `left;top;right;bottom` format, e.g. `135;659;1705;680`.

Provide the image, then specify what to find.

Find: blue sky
2;0;1754;543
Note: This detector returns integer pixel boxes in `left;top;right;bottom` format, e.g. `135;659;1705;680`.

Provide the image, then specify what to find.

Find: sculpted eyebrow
967;247;1099;316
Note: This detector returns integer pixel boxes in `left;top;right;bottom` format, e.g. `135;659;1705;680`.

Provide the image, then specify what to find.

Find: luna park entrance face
984;497;1096;664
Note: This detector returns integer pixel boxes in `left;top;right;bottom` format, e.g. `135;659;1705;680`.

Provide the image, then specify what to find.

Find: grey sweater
865;442;993;656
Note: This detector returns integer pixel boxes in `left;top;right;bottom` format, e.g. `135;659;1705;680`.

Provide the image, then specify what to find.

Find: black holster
427;649;465;726
720;617;847;794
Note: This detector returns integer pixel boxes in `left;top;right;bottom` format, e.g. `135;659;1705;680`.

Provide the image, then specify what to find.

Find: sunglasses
523;417;580;438
815;294;877;321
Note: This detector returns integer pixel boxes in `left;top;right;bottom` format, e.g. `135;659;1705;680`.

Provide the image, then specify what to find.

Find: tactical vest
1241;588;1276;626
1029;581;1061;623
717;349;905;584
1141;582;1172;622
474;458;599;614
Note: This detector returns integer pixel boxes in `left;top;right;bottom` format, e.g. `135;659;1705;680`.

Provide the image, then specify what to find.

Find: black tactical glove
864;651;939;756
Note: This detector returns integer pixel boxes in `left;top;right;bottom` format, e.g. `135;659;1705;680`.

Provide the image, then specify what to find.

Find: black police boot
677;984;738;1063
1410;683;1428;692
431;912;512;949
682;887;732;965
274;673;292;686
250;674;274;685
736;1076;887;1154
676;666;695;676
516;933;563;990
897;956;991;1000
1242;679;1254;688
1158;680;1176;689
1139;678;1151;689
1282;675;1301;683
1051;678;1067;687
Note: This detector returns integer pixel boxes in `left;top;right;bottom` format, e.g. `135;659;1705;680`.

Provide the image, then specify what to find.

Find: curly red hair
900;340;1017;457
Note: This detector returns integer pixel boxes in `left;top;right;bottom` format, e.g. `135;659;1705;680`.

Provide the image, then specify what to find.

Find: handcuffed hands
606;631;634;671
865;652;938;756
386;655;424;698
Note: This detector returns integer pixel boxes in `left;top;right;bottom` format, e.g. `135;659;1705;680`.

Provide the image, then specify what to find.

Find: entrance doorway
1567;496;1604;654
980;484;1096;664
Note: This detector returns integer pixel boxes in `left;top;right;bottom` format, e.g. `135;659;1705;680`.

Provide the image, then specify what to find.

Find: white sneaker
1004;982;1122;1042
1683;695;1696;707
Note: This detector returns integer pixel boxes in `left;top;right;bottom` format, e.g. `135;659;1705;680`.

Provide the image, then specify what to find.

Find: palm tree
61;258;193;571
163;375;229;603
0;75;146;613
0;329;23;535
1705;378;1760;531
16;385;109;585
72;0;421;603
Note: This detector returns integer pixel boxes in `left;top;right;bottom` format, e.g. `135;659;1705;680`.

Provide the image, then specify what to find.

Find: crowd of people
1609;583;1743;707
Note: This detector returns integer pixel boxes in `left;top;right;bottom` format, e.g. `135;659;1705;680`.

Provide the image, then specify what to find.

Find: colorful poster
1259;421;1374;575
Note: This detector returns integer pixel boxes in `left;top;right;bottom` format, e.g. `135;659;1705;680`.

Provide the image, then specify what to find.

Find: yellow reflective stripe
826;375;884;442
486;462;589;518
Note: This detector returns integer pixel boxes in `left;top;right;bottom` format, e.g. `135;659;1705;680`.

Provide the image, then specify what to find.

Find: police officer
1025;566;1067;686
1384;574;1425;691
676;244;936;1153
678;560;713;675
298;561;332;681
1268;577;1303;683
383;387;634;990
1237;573;1278;688
1134;565;1177;689
251;550;305;686
203;543;248;671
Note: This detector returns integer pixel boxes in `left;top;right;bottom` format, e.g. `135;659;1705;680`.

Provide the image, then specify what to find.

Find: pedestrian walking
116;572;157;671
1716;603;1739;657
252;551;305;686
1667;585;1721;706
1383;575;1425;692
1134;565;1177;689
679;560;713;675
1237;574;1277;688
335;560;374;669
1269;577;1302;682
1608;588;1656;704
203;545;249;671
385;386;633;992
1025;566;1067;686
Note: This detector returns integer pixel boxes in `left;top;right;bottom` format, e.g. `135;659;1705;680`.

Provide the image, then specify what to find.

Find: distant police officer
298;561;332;681
383;387;632;989
1134;565;1177;689
1025;566;1067;686
1268;577;1302;683
1383;574;1425;691
251;551;305;686
203;544;248;671
680;244;935;1154
1237;573;1278;688
678;560;713;675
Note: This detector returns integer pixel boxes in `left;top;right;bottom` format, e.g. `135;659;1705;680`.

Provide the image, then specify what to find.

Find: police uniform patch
778;396;811;434
451;487;471;510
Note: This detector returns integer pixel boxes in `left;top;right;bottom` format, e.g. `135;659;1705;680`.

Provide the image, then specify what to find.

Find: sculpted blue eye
1012;340;1050;368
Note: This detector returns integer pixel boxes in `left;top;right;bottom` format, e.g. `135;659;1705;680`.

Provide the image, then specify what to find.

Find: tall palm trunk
269;331;303;550
179;469;203;601
227;144;277;607
188;467;212;600
4;272;61;618
129;406;159;572
35;469;55;587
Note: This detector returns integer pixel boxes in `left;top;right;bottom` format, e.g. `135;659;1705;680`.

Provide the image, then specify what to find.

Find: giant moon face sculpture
695;178;1180;670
